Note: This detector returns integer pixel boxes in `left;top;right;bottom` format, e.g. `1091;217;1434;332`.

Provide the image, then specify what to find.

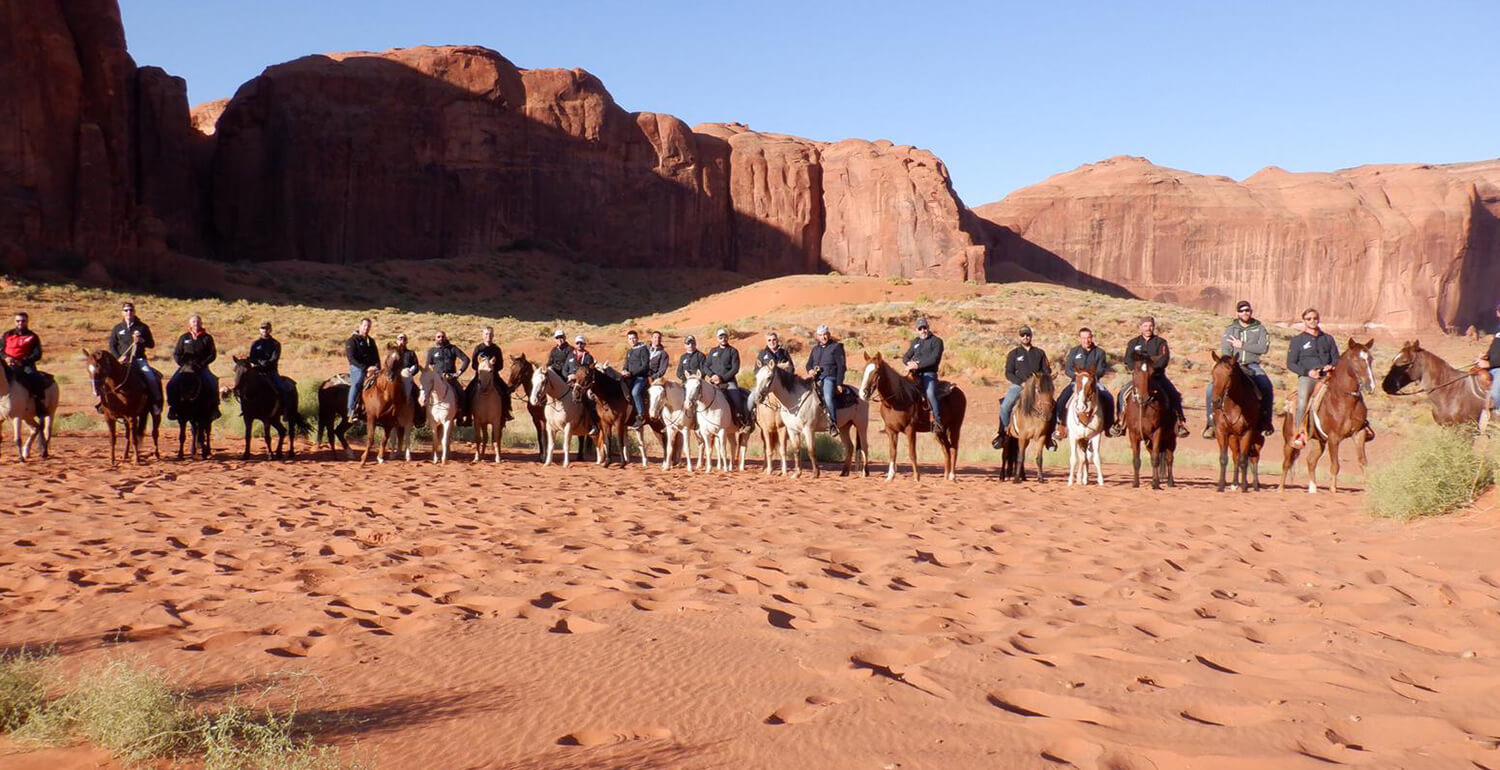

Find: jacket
624;342;651;377
345;333;379;369
1221;319;1270;365
546;343;572;374
756;346;793;370
1286;332;1339;376
1123;335;1171;373
1486;332;1500;368
706;345;740;383
806;341;847;383
248;337;281;374
677;350;707;380
426;343;470;377
902;335;944;375
173;332;217;371
1064;345;1107;381
1004;345;1048;386
470;343;502;368
562;349;595;377
1;330;42;367
110;320;155;361
394;348;419;372
647;345;669;380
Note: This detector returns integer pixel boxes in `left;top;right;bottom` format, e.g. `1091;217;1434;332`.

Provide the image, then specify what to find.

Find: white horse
417;368;461;464
530;365;589;467
649;380;701;471
749;364;869;478
0;370;59;462
1064;367;1106;486
682;371;744;472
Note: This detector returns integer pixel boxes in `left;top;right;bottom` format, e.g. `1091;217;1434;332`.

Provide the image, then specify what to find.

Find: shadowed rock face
977;156;1500;331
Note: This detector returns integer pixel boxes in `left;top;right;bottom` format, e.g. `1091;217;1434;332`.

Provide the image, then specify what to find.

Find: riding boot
1201;420;1216;440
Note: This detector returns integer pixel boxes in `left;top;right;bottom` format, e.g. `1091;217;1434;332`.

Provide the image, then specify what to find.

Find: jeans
1056;382;1114;430
136;360;162;408
1489;367;1500;411
347;364;366;415
919;373;942;423
819;377;838;425
629;377;648;420
999;383;1022;431
1295;376;1317;428
1205;363;1274;429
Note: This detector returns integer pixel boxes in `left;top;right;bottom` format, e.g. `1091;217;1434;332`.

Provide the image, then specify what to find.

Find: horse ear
863;351;872;362
1209;351;1221;364
81;347;91;358
1362;338;1374;349
1346;337;1356;351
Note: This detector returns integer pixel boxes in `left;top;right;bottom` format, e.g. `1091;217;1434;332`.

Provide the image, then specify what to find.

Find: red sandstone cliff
977;156;1500;331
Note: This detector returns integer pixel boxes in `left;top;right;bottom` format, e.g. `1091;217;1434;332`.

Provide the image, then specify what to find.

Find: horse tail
288;407;312;437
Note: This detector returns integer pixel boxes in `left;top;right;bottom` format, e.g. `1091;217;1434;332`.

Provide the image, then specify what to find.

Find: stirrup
1291;433;1306;449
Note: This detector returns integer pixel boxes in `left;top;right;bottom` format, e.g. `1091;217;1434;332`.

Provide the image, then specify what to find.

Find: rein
1388;372;1477;397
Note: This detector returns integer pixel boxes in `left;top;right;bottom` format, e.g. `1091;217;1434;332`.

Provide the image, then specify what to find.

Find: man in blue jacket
1286;308;1339;448
901;318;945;433
805;324;846;433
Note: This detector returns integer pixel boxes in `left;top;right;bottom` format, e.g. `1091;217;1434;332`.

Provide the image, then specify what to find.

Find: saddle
325;372;351;388
833;384;860;409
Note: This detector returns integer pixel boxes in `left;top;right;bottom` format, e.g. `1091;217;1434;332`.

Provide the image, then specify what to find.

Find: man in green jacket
1205;300;1274;438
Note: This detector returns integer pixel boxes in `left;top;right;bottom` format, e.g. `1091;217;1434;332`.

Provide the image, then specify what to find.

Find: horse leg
1092;436;1105;486
885;429;898;482
859;423;870;478
1280;439;1300;492
1304;439;1325;494
1131;437;1142;488
839;425;853;478
277;419;291;461
360;424;373;465
907;429;921;481
808;426;821;479
1034;439;1046;484
1327;436;1343;494
149;413;160;460
1217;437;1229;493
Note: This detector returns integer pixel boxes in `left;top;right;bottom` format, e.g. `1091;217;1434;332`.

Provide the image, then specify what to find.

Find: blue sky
120;0;1496;205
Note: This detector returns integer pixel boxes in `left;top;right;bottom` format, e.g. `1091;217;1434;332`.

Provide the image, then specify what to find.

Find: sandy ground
3;436;1500;769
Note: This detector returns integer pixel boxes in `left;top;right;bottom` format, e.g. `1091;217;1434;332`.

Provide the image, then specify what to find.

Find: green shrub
16;659;192;761
1367;427;1495;519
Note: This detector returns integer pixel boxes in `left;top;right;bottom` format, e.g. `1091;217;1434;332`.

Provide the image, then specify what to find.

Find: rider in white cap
805;324;847;433
546;329;571;375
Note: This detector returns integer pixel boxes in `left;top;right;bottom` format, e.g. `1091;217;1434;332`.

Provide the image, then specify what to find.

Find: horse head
749;364;774;406
83;348;114;399
1344;338;1377;395
1209;352;1238;410
504;354;533;397
528;365;551;406
1125;351;1155;402
858;351;884;401
476;354;494;373
1382;340;1421;395
682;371;704;416
1073;367;1098;418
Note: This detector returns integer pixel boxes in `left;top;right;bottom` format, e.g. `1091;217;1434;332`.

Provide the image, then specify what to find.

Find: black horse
229;356;309;459
165;364;217;459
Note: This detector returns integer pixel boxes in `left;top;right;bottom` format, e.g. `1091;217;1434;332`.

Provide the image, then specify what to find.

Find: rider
546;330;571;376
464;326;503;426
623;329;651;428
562;334;599;435
108;301;161;415
805;324;846;434
1286;307;1339;449
902;317;945;433
1053;327;1113;439
1480;301;1500;422
706;328;749;426
248;321;297;415
1108;316;1189;438
647;331;670;381
2;312;49;416
997;326;1050;445
392;332;422;426
169;314;220;421
1206;300;1274;438
756;331;793;370
677;335;706;381
344;318;378;421
426;330;471;417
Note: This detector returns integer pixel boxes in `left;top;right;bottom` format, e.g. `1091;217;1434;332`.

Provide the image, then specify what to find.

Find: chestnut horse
858;352;965;482
1382;340;1491;430
1280;339;1375;494
359;351;412;465
1119;351;1177;489
1209;352;1264;492
995;366;1056;483
84;348;161;464
573;364;635;467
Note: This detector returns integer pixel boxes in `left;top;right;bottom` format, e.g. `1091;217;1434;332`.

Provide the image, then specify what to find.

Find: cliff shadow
976;219;1135;299
1452;192;1500;334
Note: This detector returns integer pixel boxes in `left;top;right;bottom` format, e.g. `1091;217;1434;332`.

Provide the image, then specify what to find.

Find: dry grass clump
0;649;49;732
1366;427;1495;519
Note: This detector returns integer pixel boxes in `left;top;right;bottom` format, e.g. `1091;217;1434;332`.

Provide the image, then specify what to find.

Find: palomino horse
84;348;160;464
1119;352;1177;489
1209;352;1264;492
229;357;307;460
649;380;701;471
529;364;589;467
166;363;217;459
1280;339;1375;494
469;355;510;463
755;398;789;476
858;352;966;482
360;351;413;465
316;375;352;457
682;371;745;472
0;368;58;462
418;369;461;464
995;366;1056;483
573;365;636;467
750;364;869;478
1064;367;1105;486
1382;340;1491;430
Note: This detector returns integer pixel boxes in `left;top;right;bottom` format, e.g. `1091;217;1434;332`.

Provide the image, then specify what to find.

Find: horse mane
875;358;922;408
773;365;805;393
1017;370;1053;415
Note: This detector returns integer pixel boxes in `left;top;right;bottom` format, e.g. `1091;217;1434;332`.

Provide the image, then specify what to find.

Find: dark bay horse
84;348;160;464
1120;351;1177;489
858;352;965;481
229;357;308;460
996;366;1056;483
316;374;352;456
166;363;217;459
1209;352;1264;492
573;365;635;467
1280;339;1375;494
359;351;412;465
1382;340;1491;429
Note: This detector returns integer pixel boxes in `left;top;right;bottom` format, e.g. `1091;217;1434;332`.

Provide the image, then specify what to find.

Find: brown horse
572;365;635;467
469;355;511;463
1280;339;1376;494
1382;340;1491;429
504;354;565;462
229;357;307;460
996;365;1056;483
1120;351;1177;489
857;352;965;481
83;348;161;464
359;351;412;465
316;375;352;456
1209;352;1264;492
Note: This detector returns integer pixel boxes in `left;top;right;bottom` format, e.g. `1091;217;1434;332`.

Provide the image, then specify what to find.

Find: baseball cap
259;321;271;330
553;329;565;339
1018;325;1033;337
915;317;929;330
716;328;728;337
685;335;697;344
1236;300;1253;312
574;335;586;344
815;324;829;335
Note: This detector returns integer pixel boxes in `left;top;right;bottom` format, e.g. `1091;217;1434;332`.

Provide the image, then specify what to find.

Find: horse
995;366;1055;483
229;357;307;460
469;355;511;464
1280;339;1376;494
0;368;59;462
682;371;745;472
858;352;966;482
573;364;636;467
1119;352;1177;489
529;364;590;467
359;351;414;465
165;363;217;459
1209;352;1265;492
1063;366;1105;486
649;379;700;471
749;364;869;478
506;354;575;462
1382;340;1491;429
83;348;160;464
755;397;790;476
316;374;352;457
417;368;461;464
